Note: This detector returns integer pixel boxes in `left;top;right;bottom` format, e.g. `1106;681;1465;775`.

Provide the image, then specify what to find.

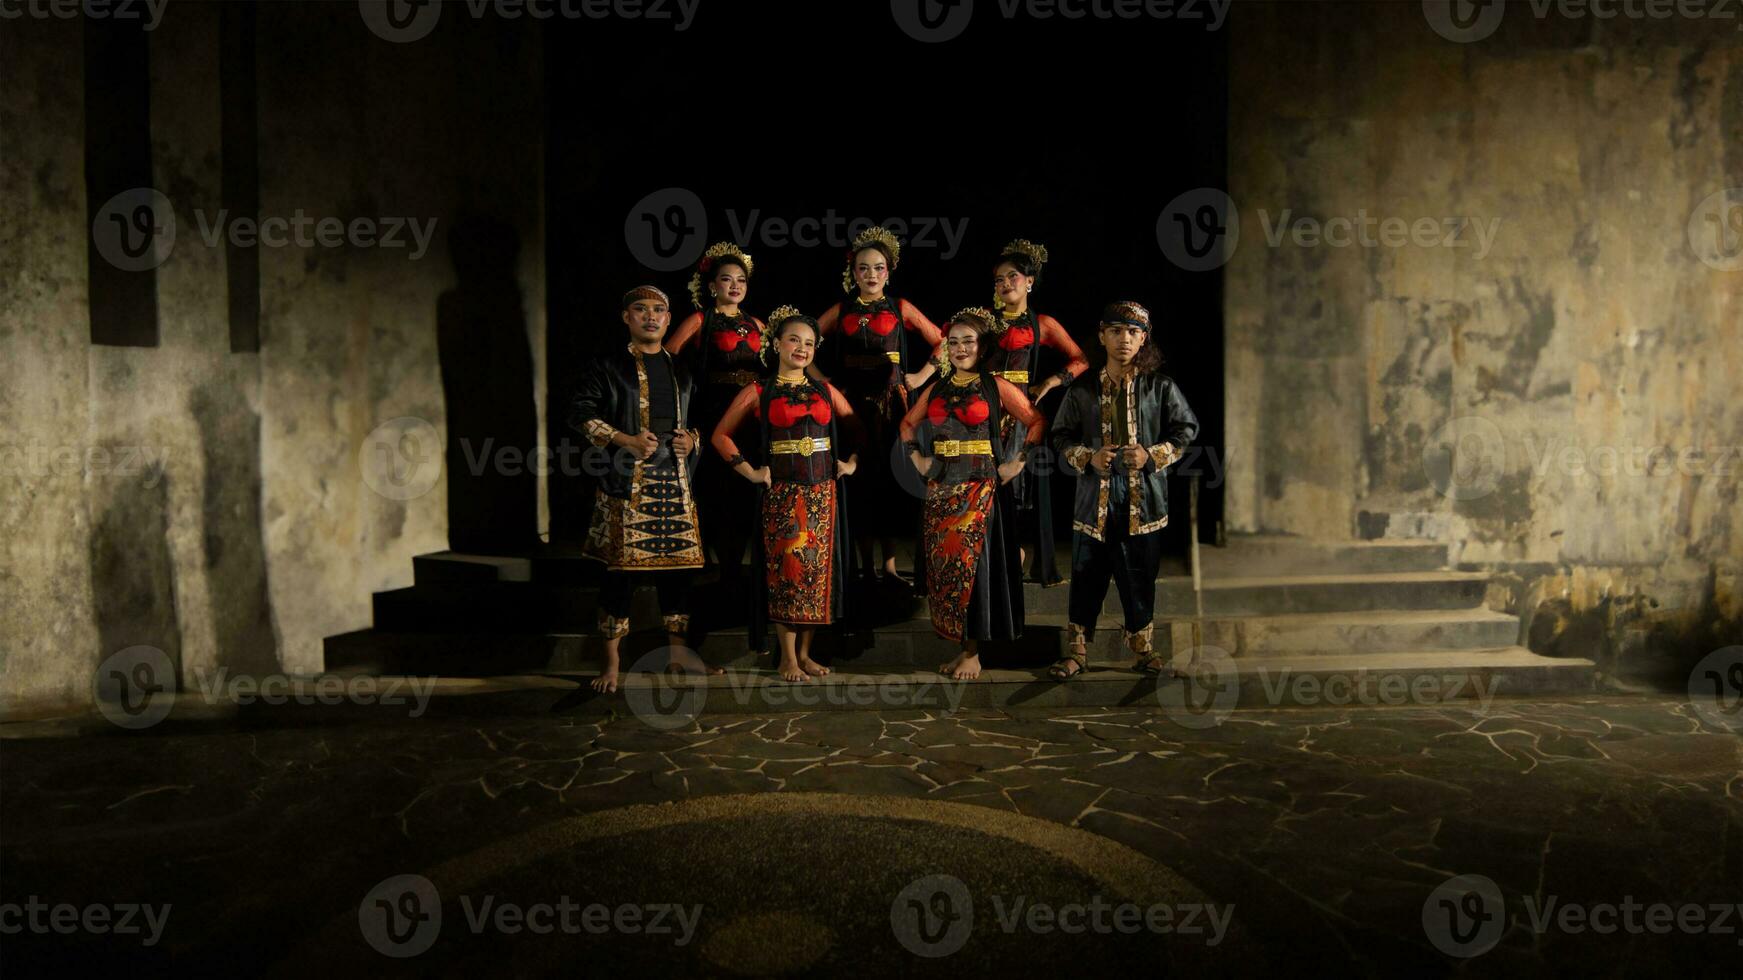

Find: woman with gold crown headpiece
989;239;1089;587
665;242;765;593
711;306;863;682
815;226;945;585
898;308;1045;679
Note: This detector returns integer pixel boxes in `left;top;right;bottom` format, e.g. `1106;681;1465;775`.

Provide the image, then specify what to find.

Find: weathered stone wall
1226;2;1742;682
1;6;544;712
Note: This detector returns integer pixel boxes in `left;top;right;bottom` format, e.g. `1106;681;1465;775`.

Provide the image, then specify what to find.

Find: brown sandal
1048;650;1089;682
1135;654;1169;676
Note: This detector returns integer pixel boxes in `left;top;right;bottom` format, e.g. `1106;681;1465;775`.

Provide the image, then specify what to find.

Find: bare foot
937;651;981;680
590;659;620;694
778;655;810;683
797;656;830;678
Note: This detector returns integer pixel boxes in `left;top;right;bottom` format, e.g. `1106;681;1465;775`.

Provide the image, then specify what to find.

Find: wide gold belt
844;351;901;368
932;439;993;457
769;436;831;456
993;370;1029;384
710;370;759;386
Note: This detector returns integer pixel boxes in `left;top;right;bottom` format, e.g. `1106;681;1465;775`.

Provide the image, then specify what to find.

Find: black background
544;0;1228;548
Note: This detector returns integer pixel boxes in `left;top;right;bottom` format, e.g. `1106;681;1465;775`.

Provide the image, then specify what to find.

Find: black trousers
599;571;694;621
1067;501;1164;638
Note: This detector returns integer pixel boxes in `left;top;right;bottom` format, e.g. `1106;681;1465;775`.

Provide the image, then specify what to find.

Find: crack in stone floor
1;695;1738;975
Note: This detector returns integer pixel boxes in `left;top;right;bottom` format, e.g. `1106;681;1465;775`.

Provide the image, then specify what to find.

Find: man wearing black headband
568;286;717;694
1045;301;1199;680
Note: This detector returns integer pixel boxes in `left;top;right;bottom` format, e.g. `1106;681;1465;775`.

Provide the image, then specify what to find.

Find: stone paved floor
1;695;1739;976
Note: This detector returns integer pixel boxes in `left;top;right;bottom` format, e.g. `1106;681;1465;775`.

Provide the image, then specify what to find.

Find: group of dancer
568;228;1199;693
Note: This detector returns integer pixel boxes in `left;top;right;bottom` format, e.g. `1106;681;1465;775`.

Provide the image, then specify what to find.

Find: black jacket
566;344;699;500
1048;368;1199;541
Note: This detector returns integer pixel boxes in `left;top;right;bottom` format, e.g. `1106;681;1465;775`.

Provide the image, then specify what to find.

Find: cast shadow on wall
437;215;539;556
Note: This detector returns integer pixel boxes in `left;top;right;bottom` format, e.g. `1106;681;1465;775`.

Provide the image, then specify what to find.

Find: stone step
411;537;1450;588
412;550;601;587
360;564;1492;655
1017;571;1489;618
328;601;1523;679
301;648;1597;723
325;629;593;675
372;569;1491;634
326;620;1118;675
1198;607;1522;657
1203;535;1448;575
411;551;534;583
374;577;1101;633
371;582;660;633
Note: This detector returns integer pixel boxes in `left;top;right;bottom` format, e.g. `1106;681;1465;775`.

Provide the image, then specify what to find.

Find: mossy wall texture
1225;3;1741;682
1;6;545;711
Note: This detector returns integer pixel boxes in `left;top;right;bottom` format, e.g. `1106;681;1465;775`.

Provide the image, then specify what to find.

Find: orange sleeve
900;298;944;362
709;383;761;461
829;384;864;455
997;377;1046;446
815;303;842;337
897;383;932;445
1038;314;1089;378
665;312;703;355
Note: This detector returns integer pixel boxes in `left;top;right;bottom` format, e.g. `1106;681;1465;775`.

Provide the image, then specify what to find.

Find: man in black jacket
1046;300;1199;679
568;285;713;693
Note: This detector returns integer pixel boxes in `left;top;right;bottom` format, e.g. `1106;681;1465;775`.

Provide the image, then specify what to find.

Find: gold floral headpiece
762;304;822;357
1001;238;1049;271
840;225;903;294
687;242;754;309
936;306;1002;374
993;238;1050;310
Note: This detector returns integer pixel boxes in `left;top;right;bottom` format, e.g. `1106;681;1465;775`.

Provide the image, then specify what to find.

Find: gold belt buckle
933;439;991;458
996;370;1029;384
773;436;829;455
886;351;901;363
